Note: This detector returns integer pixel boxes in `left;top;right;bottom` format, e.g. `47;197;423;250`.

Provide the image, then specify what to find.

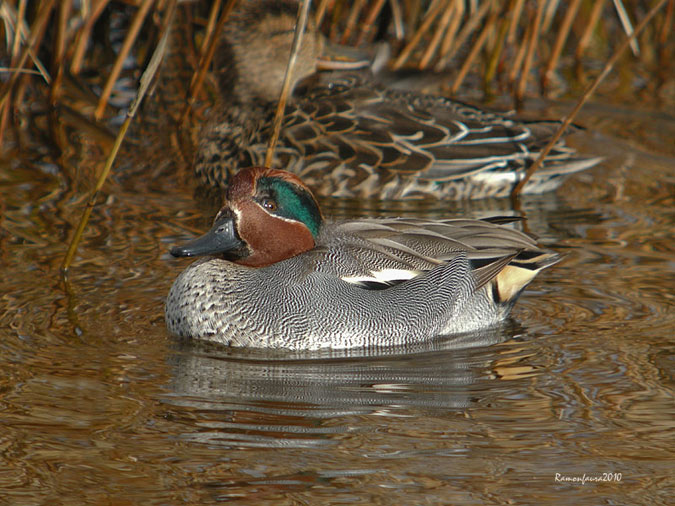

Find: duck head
171;167;323;267
215;0;324;104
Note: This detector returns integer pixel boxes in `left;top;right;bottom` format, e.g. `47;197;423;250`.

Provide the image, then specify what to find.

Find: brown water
0;99;673;505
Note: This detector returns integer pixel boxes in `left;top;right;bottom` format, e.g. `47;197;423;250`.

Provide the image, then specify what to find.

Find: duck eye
261;198;277;211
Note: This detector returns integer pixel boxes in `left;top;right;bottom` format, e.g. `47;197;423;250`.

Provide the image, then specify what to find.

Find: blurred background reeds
0;0;672;189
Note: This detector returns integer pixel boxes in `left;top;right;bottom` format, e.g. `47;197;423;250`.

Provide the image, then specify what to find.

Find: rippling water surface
0;100;673;505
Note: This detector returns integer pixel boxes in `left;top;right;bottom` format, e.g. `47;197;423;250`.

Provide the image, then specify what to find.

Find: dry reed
0;0;671;267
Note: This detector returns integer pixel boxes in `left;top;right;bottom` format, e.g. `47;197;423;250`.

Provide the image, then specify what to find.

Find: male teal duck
195;0;601;200
166;167;560;350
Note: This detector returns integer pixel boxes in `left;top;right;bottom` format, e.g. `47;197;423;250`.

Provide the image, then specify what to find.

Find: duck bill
317;41;372;71
170;213;246;258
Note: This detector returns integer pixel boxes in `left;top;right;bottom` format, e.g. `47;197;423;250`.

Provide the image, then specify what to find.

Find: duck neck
215;36;289;110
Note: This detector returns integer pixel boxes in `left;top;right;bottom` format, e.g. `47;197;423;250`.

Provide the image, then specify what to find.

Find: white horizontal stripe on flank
342;268;419;285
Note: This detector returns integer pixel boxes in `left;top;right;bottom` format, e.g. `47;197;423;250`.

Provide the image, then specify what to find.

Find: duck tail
490;250;561;306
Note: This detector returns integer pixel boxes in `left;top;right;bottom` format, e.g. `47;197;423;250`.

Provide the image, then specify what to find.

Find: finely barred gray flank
167;254;484;350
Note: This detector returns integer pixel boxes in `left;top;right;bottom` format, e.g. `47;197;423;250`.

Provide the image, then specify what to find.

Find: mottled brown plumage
195;0;601;200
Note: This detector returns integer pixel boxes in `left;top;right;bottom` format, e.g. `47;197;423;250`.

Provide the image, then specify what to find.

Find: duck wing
304;217;559;303
281;75;597;186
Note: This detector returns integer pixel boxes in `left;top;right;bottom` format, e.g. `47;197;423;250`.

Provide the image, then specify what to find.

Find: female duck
166;167;560;350
196;0;601;200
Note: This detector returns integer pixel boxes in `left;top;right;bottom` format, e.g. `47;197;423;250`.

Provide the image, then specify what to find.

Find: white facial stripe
253;200;300;226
